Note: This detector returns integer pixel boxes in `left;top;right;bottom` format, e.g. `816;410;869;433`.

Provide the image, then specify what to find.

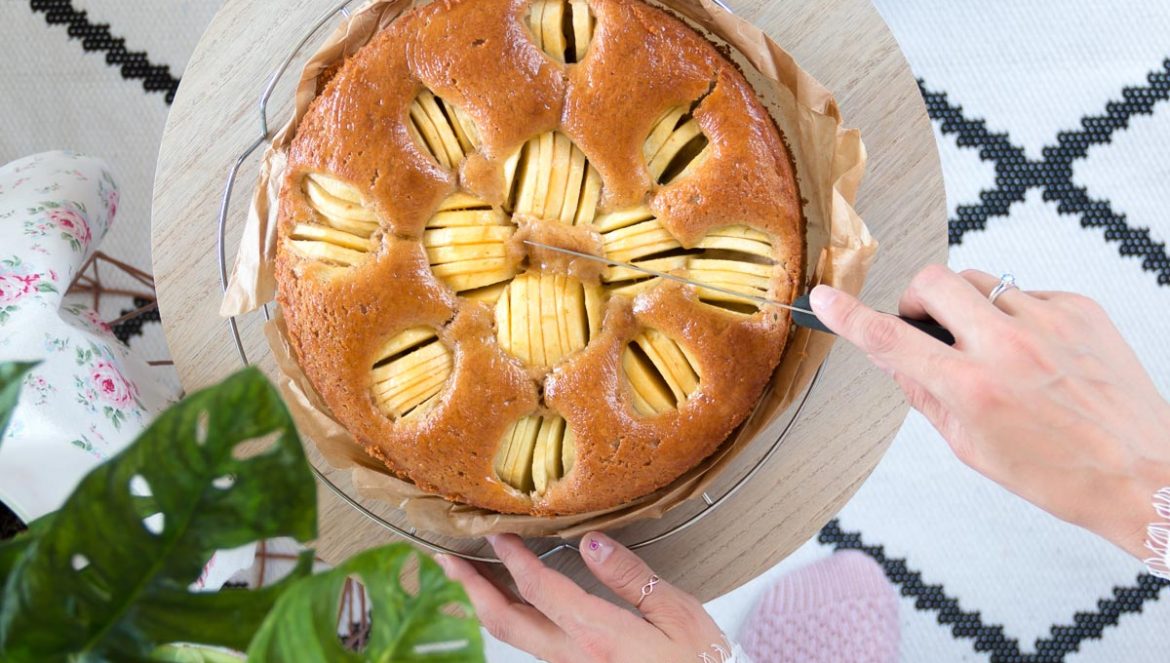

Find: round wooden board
152;0;946;602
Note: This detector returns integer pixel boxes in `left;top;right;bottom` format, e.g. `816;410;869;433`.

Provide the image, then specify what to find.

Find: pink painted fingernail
434;554;453;576
582;533;613;564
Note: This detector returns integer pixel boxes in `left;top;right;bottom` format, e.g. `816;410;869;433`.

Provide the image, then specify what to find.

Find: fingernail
809;285;838;312
485;534;503;547
581;532;613;564
434;554;453;576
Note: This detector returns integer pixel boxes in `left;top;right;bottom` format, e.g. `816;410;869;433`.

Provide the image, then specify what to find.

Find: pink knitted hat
739;551;900;663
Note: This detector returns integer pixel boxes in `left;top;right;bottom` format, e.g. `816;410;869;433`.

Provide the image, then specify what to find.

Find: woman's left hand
435;532;729;663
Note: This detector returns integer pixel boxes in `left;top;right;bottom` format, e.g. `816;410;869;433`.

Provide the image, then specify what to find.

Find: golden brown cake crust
274;0;804;515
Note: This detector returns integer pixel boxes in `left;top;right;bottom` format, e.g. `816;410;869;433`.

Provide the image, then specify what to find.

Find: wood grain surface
151;0;946;602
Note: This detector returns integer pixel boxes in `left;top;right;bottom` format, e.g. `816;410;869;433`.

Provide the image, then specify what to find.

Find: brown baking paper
223;0;875;539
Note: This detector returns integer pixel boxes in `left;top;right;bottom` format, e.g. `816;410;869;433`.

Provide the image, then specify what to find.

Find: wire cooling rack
215;0;822;563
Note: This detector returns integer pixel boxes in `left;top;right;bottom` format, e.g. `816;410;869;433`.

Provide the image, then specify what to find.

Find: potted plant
0;363;485;662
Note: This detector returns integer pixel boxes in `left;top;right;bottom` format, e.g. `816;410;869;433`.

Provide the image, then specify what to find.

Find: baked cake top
275;0;803;515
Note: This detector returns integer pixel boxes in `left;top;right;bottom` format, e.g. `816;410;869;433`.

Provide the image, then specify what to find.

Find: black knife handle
790;294;956;346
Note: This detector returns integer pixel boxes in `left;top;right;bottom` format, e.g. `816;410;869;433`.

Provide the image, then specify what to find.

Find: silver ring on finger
988;273;1018;306
635;574;660;608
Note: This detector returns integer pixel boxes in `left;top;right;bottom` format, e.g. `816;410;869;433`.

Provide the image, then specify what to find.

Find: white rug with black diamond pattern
1;1;1167;660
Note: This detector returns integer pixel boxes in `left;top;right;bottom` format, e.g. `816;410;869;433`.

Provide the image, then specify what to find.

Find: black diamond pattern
111;297;162;345
820;519;1169;661
922;59;1170;285
29;0;182;104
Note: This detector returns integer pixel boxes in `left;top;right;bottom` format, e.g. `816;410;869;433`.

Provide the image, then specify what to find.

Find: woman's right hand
809;266;1170;559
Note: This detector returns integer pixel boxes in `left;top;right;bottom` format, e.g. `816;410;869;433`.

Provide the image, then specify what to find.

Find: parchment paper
222;0;876;538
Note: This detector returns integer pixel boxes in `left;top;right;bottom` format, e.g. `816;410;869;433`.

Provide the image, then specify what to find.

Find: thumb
579;532;700;631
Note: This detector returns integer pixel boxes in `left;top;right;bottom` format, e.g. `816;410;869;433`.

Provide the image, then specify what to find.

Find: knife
523;240;956;346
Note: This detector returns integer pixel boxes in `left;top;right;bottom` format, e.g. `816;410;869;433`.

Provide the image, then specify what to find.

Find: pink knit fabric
738;551;900;663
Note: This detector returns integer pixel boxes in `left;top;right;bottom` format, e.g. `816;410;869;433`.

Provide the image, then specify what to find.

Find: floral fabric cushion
0;151;171;521
0;151;259;590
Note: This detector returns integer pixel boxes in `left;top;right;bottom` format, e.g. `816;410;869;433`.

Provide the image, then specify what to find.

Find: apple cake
274;0;803;515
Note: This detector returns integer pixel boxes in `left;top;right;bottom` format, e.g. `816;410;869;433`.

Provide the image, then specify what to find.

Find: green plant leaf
0;367;319;661
0;361;37;445
0;535;32;585
0;497;149;581
247;544;485;663
152;643;245;662
0;514;53;584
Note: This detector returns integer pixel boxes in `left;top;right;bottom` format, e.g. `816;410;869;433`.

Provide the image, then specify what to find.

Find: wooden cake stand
152;0;946;602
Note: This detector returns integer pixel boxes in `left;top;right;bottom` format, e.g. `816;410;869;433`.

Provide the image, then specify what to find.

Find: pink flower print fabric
91;360;138;409
0;151;175;523
103;186;119;227
0;256;59;323
45;207;93;252
70;341;147;431
0;153;254;592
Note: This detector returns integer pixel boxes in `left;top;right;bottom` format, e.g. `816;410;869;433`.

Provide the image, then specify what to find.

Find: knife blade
523;239;956;346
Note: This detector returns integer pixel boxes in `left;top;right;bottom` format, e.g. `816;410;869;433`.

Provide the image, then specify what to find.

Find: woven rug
1;1;1168;660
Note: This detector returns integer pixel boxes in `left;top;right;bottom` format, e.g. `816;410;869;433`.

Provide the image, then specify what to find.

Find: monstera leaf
0;367;318;661
0;515;50;591
0;361;35;446
153;643;246;662
247;545;485;663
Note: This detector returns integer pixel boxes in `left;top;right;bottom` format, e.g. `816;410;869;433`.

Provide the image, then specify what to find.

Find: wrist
1112;402;1170;560
1144;488;1170;579
1136;452;1170;567
1105;460;1170;560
